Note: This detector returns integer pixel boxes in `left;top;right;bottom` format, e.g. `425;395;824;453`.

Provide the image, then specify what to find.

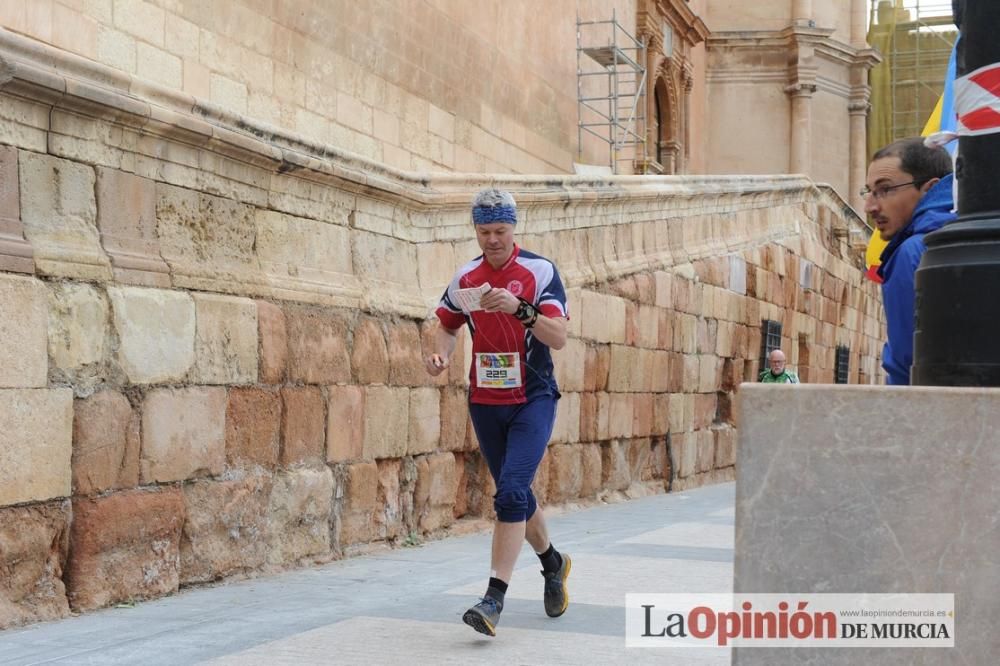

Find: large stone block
352;230;422;316
326;385;364;463
108;286;195;384
374;459;409;540
226;387;281;469
0;388;73;505
280;386;326;467
713;424;737;468
190;293;258;384
0;500;71;629
551;391;581;445
584;343;610;392
0;145;33;274
608;393;633;440
350;315;389;385
600;440;630;491
632;393;654;438
72;390;140;495
254;209;358;302
673;432;697;478
580;443;603;498
387;320;427;386
637;304;659;349
694;430;714;473
408;387;441;455
285;305;351;384
693;393;717;430
337;460;378;545
553;336;586;393
155;183;257;287
579;290;610;342
735;385;1000;665
180;472;272;584
606;344;638;393
413;452;457;532
267;467;334;565
439;386;469;452
658;310;675;350
0;274;48;388
256;300;287;384
596;392;611;441
67;489;185;611
363;386;409;459
606;296;628;344
47;282;109;392
627;438;654;482
140;387;226;483
547;444;583;502
18;152;112;279
416;241;457;303
579;392;599;442
95;167;170;286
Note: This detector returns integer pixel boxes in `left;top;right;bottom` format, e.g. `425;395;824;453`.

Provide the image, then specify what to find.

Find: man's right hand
425;353;449;376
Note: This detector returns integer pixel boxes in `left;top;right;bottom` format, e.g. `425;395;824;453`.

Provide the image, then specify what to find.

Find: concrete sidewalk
0;483;735;665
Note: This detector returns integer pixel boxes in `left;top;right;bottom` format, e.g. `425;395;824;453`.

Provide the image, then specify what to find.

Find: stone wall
0;2;635;174
0;37;885;628
0;2;879;204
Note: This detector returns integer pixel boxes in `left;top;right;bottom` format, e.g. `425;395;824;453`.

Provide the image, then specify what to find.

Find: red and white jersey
436;245;568;405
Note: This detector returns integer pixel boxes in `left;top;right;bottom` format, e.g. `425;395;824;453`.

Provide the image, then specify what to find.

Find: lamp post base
912;215;1000;386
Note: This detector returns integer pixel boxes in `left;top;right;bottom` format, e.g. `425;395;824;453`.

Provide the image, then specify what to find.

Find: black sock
485;577;507;608
537;544;562;573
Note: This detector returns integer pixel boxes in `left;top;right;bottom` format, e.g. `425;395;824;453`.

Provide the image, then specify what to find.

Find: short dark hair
872;138;952;184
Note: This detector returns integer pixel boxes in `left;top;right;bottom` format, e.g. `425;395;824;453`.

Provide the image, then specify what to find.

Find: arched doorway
654;75;680;174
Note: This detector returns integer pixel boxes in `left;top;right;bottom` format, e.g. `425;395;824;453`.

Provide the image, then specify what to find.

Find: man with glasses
863;137;955;385
759;349;799;383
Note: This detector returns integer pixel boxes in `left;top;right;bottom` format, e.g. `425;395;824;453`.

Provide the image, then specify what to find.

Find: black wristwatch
514;298;539;328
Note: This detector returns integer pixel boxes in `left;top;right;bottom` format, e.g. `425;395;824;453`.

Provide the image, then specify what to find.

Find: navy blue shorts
469;396;558;523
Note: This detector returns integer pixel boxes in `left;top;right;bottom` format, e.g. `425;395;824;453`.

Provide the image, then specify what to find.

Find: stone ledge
0;28;865;230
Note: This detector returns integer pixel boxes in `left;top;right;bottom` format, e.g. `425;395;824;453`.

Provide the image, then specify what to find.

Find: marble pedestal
734;384;1000;665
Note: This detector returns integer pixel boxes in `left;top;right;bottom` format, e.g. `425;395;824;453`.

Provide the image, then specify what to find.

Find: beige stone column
785;83;817;174
792;0;813;25
848;99;870;214
851;0;869;47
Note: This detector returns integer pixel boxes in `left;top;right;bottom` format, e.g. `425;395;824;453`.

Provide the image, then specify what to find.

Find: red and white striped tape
955;62;1000;136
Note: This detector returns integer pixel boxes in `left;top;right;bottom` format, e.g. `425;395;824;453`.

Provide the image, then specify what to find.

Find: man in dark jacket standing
864;138;956;385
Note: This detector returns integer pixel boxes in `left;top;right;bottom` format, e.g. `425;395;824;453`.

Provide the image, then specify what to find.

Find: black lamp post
912;0;1000;386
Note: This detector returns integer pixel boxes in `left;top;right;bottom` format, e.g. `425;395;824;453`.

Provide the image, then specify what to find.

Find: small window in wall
759;319;782;369
835;346;850;384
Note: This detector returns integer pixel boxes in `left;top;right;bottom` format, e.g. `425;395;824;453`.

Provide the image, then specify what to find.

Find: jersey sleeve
537;262;568;319
435;272;467;330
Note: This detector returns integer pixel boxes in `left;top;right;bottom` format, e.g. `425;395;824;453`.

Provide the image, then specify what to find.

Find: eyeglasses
859;180;923;200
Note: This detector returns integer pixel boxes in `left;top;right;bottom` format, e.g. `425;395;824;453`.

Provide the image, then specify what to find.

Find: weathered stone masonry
0;34;885;628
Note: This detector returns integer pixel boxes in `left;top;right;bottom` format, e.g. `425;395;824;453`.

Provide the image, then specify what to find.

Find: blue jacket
877;175;956;385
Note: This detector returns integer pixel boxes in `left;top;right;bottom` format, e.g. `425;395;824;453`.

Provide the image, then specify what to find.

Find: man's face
475;222;515;267
768;354;786;375
863;156;930;241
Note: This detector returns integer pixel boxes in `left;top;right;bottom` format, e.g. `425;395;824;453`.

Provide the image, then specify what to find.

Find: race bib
475;353;522;389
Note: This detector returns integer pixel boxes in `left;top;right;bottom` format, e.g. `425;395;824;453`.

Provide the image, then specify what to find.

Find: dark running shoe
463;596;502;637
542;552;572;617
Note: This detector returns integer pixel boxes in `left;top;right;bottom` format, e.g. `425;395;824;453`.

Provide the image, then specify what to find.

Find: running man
424;188;571;637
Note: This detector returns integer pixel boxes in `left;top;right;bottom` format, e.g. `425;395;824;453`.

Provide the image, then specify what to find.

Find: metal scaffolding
871;0;957;140
576;11;647;174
